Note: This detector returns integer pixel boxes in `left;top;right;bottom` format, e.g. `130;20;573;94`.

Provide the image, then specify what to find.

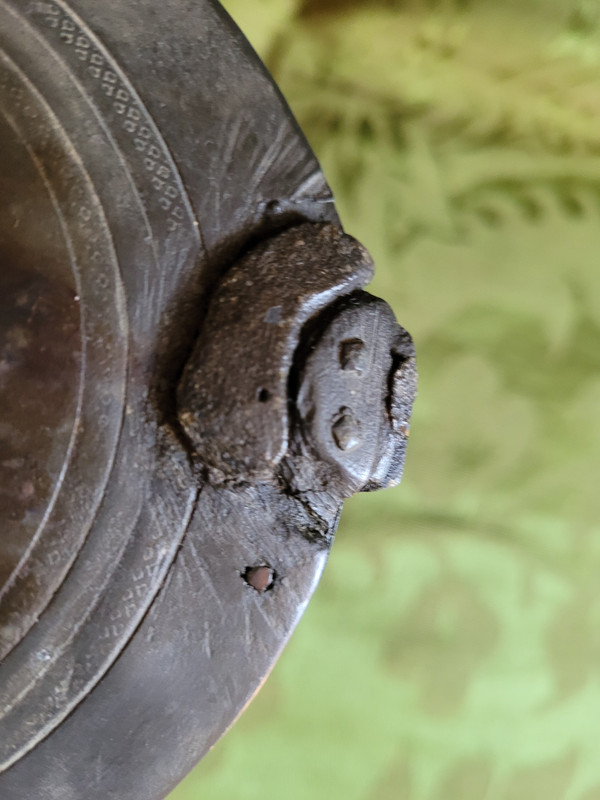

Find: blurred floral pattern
170;1;600;798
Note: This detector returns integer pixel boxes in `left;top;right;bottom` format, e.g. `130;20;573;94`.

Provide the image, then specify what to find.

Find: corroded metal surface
0;1;415;798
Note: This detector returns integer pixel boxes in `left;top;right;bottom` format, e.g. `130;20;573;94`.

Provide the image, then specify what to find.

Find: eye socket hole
257;387;270;403
339;338;365;372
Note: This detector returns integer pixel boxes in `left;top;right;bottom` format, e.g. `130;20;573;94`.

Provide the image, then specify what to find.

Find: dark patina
0;1;416;798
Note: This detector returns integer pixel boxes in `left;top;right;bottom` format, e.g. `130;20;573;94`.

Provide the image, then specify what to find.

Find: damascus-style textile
171;1;600;799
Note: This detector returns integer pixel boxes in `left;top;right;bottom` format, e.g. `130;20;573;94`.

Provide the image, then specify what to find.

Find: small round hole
242;565;276;593
257;388;270;403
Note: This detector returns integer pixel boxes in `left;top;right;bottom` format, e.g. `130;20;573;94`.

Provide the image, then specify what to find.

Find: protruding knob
177;223;416;498
296;292;416;496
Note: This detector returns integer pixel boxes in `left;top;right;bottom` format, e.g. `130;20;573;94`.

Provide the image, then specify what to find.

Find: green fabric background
169;2;600;798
